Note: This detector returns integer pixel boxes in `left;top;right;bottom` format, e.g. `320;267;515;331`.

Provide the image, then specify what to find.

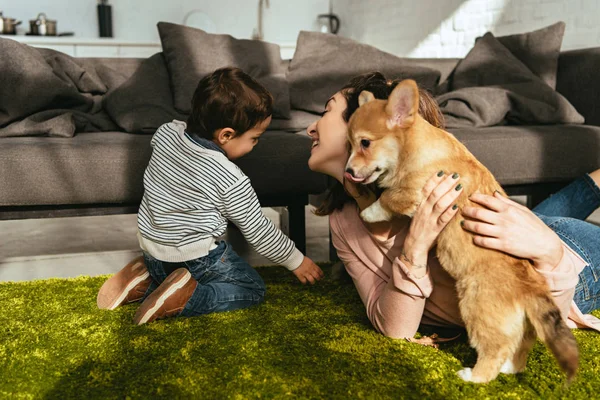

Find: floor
1;202;599;282
0;207;330;282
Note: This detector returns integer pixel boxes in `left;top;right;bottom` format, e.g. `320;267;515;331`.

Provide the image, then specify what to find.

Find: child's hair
186;67;273;140
314;71;445;216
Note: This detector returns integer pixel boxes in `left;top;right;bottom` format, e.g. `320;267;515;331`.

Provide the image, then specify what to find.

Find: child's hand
293;256;324;284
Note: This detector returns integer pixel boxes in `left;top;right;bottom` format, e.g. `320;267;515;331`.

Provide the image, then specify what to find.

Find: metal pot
0;11;22;35
29;13;57;36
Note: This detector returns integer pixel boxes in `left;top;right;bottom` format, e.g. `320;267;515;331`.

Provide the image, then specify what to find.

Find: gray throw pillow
439;32;583;127
157;22;291;119
287;31;441;114
104;53;186;134
496;21;565;89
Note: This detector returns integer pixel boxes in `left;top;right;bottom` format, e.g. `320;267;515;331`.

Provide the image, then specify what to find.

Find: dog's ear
358;91;376;106
385;79;419;129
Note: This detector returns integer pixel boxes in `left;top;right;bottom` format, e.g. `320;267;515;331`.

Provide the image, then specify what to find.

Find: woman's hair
186;67;273;140
313;72;445;216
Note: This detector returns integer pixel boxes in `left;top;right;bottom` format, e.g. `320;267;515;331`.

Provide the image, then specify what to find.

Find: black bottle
97;0;113;38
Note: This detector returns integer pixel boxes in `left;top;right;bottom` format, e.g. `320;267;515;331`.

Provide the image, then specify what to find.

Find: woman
307;72;600;339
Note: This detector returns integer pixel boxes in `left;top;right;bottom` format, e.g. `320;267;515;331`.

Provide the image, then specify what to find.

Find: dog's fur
346;79;579;383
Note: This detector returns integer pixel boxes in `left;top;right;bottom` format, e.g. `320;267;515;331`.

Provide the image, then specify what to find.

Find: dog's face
345;79;420;186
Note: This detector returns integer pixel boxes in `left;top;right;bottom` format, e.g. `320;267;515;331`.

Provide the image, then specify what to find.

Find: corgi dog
345;79;578;383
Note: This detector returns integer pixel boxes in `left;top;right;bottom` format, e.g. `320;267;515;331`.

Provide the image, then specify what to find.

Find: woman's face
307;91;350;181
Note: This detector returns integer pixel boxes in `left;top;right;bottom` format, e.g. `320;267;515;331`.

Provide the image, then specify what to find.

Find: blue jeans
142;241;266;317
532;174;600;313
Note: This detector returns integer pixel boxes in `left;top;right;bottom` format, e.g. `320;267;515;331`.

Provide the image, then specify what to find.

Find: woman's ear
385;79;419;129
215;128;236;144
358;90;376;106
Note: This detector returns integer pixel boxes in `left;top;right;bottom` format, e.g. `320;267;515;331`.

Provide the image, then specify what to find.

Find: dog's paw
360;202;393;223
457;368;473;382
500;359;521;375
500;359;516;374
360;208;379;223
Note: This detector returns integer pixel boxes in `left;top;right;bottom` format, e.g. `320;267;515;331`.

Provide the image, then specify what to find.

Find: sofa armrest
557;47;600;126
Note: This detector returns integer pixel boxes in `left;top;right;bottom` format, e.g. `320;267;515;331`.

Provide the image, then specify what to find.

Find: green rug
1;264;599;399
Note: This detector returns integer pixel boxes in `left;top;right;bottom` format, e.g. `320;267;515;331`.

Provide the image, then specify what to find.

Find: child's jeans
142;241;266;317
532;173;600;314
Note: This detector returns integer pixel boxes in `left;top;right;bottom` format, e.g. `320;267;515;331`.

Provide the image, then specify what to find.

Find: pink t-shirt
330;202;600;339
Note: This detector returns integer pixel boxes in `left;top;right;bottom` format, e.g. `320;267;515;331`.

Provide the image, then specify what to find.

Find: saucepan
0;11;22;35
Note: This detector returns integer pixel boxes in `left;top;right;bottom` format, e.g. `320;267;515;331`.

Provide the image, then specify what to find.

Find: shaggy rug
1;264;599;399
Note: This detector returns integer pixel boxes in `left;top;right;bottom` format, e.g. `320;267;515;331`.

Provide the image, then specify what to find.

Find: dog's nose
345;168;355;177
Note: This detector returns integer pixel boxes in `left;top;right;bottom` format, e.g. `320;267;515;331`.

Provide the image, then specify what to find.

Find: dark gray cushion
439;32;583;127
449;125;600;186
157;22;291;118
496;22;565;89
0;131;327;207
0;39;123;138
557;47;600;127
83;57;144;80
103;53;187;134
287;31;441;114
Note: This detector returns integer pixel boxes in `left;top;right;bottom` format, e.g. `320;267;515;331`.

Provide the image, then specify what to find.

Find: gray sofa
1;47;600;256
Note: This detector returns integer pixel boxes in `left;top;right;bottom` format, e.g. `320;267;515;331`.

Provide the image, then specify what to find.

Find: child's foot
97;256;152;310
133;268;197;325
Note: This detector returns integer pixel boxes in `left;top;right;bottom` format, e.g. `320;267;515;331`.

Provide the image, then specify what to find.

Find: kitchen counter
2;35;161;46
0;35;161;57
0;35;296;59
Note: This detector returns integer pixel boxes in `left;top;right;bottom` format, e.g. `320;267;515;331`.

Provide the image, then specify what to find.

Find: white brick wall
332;0;600;58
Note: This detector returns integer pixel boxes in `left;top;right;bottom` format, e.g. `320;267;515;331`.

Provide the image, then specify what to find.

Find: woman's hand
461;192;564;270
402;171;463;271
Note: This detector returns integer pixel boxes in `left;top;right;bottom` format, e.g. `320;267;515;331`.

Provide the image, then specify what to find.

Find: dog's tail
525;291;579;382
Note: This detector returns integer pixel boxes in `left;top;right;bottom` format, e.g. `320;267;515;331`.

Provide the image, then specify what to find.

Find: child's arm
219;176;323;281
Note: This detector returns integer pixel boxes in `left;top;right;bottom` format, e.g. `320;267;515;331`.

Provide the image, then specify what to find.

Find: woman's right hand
402;171;463;269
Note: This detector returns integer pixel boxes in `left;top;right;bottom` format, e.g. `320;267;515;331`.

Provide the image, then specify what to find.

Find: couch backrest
86;57;146;80
406;58;460;84
85;48;600;126
557;47;600;126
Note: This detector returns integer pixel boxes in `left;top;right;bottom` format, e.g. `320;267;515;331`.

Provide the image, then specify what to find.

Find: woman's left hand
460;191;564;270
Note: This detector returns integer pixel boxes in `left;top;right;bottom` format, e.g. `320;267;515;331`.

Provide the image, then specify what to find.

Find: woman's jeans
532;174;600;313
142;241;266;317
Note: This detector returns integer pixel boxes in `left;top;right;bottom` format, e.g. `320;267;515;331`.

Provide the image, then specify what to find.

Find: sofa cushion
557;47;600;127
449;125;600;186
0;131;327;207
103;53;187;134
287;31;441;114
157;22;290;119
0;39;123;137
496;21;565;89
438;32;583;128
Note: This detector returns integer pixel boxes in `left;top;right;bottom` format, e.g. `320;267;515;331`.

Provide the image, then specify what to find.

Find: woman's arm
334;172;463;337
330;218;431;338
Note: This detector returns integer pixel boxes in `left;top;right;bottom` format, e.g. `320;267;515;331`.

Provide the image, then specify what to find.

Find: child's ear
385;79;419;129
216;128;236;144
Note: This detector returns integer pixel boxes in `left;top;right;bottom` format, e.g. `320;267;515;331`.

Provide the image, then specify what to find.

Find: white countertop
0;35;161;46
0;35;297;48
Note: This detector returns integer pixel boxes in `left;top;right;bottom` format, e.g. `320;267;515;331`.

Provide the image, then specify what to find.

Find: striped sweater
137;120;303;270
